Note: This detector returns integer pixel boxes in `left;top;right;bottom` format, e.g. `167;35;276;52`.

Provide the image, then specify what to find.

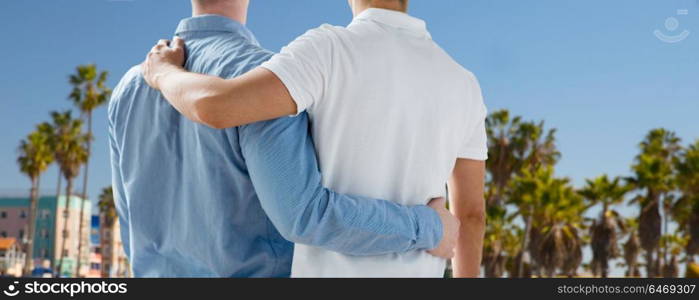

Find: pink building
0;196;90;277
0;207;29;241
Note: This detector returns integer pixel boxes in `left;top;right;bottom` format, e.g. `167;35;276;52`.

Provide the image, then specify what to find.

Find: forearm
283;187;442;255
239;114;442;255
154;65;232;127
448;159;486;277
453;210;485;277
143;37;297;128
154;66;297;129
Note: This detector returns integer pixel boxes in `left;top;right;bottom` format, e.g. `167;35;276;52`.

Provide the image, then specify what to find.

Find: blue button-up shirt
108;15;441;277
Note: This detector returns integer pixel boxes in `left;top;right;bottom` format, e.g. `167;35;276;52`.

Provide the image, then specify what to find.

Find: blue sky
1;0;698;238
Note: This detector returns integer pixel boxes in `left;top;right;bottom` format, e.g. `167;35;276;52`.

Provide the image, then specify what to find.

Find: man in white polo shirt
142;0;487;278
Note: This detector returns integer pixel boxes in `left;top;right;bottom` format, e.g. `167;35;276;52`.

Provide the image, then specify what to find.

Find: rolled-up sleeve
238;113;442;255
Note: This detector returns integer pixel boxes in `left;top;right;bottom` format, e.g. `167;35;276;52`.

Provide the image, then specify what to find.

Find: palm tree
674;140;699;263
508;166;541;277
483;110;527;277
43;113;67;272
536;172;584;277
482;204;512;277
509;167;584;277
69;64;111;276
485;110;523;207
623;218;641;277
504;227;527;278
98;186;116;228
98;186;119;277
659;234;686;278
17;126;55;276
579;175;630;277
511;121;560;276
512;120;560;174
483;111;561;276
627;128;680;277
51;111;88;277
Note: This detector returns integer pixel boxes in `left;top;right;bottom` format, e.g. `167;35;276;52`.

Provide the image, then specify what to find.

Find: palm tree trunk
52;171;61;269
55;171;62;200
646;253;652;278
518;213;533;277
57;178;73;277
656;248;664;278
601;264;608;278
662;198;669;269
601;203;609;278
484;250;501;277
75;111;92;278
23;177;40;276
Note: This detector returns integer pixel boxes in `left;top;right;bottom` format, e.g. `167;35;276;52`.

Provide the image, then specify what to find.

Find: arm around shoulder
141;37;297;129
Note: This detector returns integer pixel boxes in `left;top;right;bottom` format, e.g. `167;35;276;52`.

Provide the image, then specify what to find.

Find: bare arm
447;158;486;278
142;38;297;129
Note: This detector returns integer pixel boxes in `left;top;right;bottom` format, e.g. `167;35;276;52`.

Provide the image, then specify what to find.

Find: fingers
150;37;185;52
429;248;455;259
442;249;455;259
172;36;185;49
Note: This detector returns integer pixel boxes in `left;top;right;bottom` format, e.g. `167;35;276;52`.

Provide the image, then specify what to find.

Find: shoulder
291;24;350;47
276;24;353;65
122;65;144;84
108;65;148;120
442;61;486;118
305;23;348;37
461;69;487;118
461;68;480;90
112;65;145;99
462;69;485;105
442;55;481;102
189;35;275;78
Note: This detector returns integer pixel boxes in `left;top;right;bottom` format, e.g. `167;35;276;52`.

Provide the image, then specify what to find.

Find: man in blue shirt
108;0;458;277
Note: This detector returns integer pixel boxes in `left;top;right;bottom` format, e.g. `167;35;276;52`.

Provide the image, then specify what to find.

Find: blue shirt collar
175;14;257;43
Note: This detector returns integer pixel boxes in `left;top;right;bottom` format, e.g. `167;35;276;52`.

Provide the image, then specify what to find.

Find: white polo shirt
261;8;488;277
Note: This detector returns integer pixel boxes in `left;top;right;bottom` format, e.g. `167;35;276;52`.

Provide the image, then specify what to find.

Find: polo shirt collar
353;8;430;38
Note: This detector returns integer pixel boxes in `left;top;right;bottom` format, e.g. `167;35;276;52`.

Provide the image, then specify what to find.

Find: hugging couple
109;0;487;278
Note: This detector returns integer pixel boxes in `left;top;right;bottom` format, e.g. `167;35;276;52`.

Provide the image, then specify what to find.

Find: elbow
461;206;486;227
192;96;229;129
276;220;313;245
275;189;330;245
266;205;314;244
201;119;229;130
273;219;296;242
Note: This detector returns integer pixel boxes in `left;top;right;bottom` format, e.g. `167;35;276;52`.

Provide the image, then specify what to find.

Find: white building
0;238;26;277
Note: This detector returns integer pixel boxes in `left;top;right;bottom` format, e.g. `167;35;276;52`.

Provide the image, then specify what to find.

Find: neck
352;0;407;17
192;1;249;24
